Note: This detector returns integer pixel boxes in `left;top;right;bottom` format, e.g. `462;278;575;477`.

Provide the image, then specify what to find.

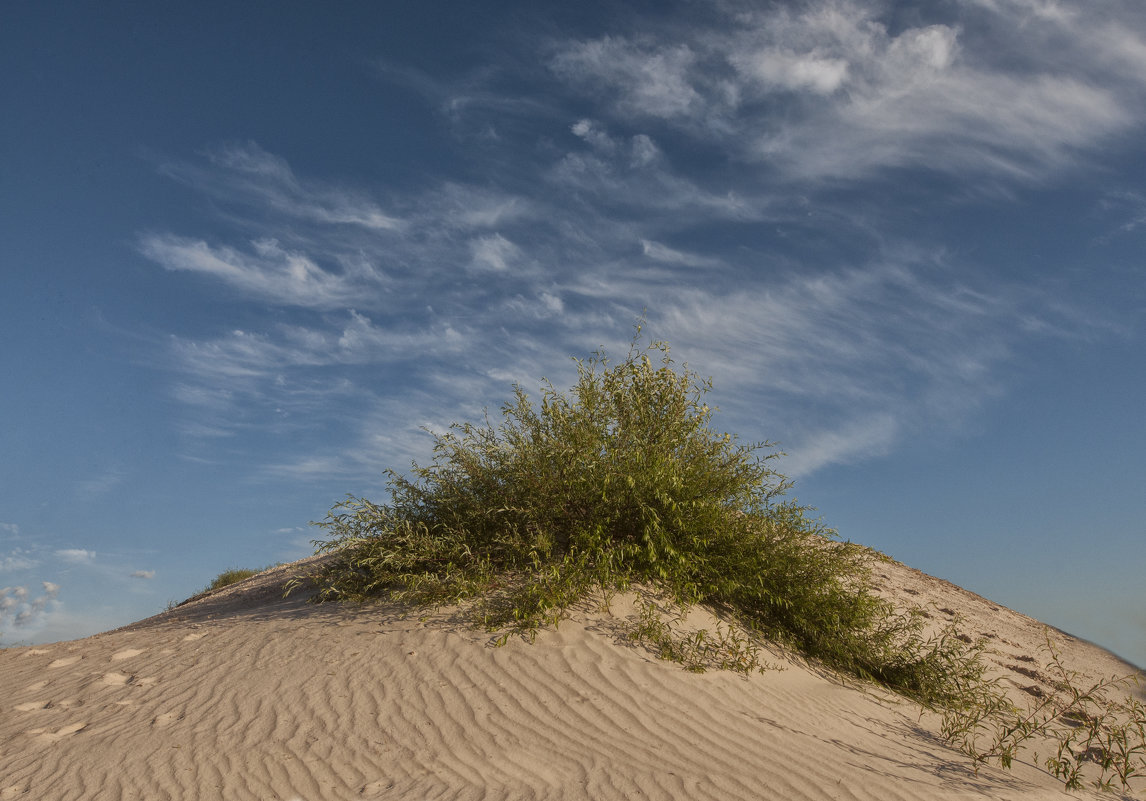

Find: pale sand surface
2;555;1143;800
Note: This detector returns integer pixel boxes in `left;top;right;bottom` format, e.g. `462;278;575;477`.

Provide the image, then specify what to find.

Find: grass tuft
203;567;261;593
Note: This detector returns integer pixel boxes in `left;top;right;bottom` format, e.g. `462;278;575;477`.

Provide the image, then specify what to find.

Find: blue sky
2;0;1144;666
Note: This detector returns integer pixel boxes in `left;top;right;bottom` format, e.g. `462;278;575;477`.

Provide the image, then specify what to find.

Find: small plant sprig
941;632;1146;792
626;596;770;675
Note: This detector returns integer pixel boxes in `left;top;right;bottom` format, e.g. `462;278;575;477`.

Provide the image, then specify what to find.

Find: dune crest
2;556;1141;800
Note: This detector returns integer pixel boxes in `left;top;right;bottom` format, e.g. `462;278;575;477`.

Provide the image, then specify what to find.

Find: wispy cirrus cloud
640;239;723;269
147;142;1115;479
161;141;404;231
550;121;754;220
170;237;1107;480
162;309;476;453
782;415;900;477
550;0;1146;183
139;0;1143;486
552;37;706;119
603;248;1109;473
138;235;383;310
469;233;523;272
1098;190;1146;238
170;312;468;385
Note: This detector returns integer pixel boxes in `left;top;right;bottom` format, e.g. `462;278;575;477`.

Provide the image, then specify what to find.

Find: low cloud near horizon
0;581;61;640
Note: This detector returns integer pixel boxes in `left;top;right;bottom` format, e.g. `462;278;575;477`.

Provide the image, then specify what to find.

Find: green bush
305;330;982;705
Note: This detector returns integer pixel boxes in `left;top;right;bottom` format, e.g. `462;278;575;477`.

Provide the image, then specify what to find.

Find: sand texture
2;555;1143;800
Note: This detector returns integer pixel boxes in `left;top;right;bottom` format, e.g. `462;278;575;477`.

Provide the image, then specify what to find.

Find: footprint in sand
36;722;87;744
111;648;145;661
47;656;81;669
102;672;131;687
14;701;49;712
360;780;396;794
23;680;48;693
182;632;207;642
21;648;51;658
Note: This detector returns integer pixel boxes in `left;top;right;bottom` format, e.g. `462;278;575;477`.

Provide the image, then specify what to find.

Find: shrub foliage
307;331;981;705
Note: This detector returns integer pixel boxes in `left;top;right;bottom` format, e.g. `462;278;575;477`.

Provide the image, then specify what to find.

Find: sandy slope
2;556;1142;801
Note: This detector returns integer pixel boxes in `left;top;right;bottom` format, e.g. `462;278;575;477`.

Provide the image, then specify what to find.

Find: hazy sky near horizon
2;0;1144;666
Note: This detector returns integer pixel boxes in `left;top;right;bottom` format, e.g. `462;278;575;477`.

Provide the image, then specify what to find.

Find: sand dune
2;556;1142;800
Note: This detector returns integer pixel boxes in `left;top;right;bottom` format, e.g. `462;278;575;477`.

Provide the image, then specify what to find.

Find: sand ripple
1;557;1139;800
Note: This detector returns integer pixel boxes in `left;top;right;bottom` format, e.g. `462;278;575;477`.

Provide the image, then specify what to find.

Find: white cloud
1098;190;1146;237
11;601;129;646
551;140;754;221
539;291;564;315
630;134;660;167
641;239;722;268
571;118;618;152
732;6;1132;180
162;230;1109;486
418;183;531;231
551;36;703;119
568;246;1113;477
56;549;96;564
0;581;60;637
782;414;899;477
502;290;566;319
139;235;375;310
130;570;156;580
261;454;363;481
168;141;403;231
1;526;40;575
262;400;438;483
549;0;1146;184
165;310;472;444
1;549;37;572
469;233;522;272
335;311;466;359
735;49;850;94
138;4;1141;488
